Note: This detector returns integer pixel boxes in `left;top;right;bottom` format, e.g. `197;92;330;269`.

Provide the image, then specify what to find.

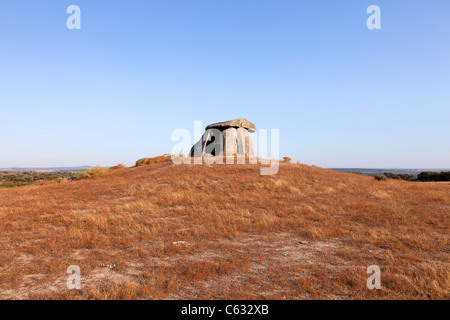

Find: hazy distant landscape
332;168;450;176
2;166;448;176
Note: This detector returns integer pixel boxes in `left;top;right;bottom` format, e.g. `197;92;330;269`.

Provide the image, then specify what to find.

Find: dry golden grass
0;159;448;300
109;164;126;170
135;155;172;167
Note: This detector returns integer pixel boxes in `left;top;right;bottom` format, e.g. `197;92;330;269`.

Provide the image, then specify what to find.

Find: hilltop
0;158;448;299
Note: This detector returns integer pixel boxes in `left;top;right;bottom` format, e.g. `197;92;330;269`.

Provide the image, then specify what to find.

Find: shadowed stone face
190;128;223;157
190;119;256;158
203;128;223;157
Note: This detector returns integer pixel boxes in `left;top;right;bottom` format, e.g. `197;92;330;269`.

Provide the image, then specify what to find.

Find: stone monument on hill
189;118;256;158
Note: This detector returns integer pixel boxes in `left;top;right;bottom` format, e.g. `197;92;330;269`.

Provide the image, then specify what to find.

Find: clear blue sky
1;0;449;168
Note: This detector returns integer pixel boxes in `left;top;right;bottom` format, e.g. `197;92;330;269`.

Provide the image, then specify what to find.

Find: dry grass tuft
135;155;172;167
75;167;108;180
109;164;126;170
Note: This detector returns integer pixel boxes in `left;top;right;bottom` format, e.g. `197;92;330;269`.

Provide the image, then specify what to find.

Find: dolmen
190;118;256;158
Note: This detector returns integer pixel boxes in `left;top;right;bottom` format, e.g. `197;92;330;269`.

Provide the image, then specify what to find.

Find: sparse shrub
34;180;46;186
34;178;67;186
55;177;69;183
374;174;388;181
283;157;292;163
110;163;126;170
0;181;32;188
75;167;108;180
135;154;172;167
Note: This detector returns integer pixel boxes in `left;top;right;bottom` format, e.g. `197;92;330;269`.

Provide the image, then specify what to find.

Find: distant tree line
382;172;417;181
417;171;450;182
375;171;450;182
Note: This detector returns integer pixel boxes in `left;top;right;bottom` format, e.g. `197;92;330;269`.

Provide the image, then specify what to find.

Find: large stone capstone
206;118;257;133
190;118;256;158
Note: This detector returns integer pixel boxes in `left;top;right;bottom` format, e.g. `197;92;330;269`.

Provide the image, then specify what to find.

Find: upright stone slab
247;133;255;158
223;127;237;155
236;127;247;155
